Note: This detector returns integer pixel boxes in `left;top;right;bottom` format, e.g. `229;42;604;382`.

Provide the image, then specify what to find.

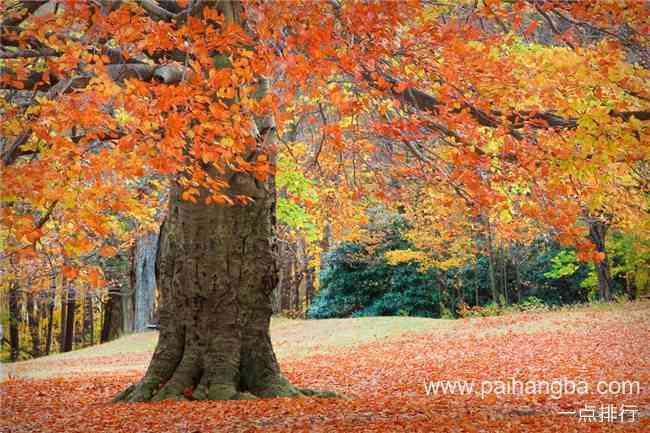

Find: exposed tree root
114;372;341;402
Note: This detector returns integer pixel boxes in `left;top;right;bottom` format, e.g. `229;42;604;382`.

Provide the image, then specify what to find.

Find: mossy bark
115;175;335;402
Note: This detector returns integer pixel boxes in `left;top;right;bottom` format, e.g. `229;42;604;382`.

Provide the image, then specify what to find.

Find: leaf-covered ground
2;302;649;432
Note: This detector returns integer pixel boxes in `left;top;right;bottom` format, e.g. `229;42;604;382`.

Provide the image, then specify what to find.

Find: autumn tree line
4;200;648;362
310;208;650;320
0;221;319;361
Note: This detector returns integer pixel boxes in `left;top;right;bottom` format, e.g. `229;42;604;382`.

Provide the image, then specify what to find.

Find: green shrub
516;296;549;312
308;241;441;319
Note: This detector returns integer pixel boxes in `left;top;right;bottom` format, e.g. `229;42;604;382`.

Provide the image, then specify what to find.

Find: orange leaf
63;266;79;279
99;245;118;257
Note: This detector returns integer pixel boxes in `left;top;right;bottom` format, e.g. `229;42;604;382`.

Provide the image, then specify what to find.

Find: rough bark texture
116;176;334;402
133;230;159;332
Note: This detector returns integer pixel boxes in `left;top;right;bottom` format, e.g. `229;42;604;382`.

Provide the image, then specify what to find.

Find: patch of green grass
4;300;648;380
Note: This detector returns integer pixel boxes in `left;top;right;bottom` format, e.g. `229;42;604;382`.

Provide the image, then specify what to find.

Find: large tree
1;0;648;401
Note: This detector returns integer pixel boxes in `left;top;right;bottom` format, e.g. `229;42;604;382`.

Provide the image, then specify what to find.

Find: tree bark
116;177;330;402
319;222;331;276
271;240;285;314
59;290;67;351
305;267;315;307
62;288;75;352
133;230;159;332
101;289;124;343
26;292;41;357
588;219;613;301
279;241;293;312
8;281;20;362
45;298;54;355
83;295;94;347
483;214;499;303
474;257;480;306
122;254;135;334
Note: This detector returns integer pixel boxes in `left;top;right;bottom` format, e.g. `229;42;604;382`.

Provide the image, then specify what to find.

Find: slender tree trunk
514;251;521;303
83;295;94;346
39;296;48;354
133;230;159;332
280;244;293;312
45;299;54;355
271;240;283;314
59;289;67;351
501;245;508;305
295;238;307;313
8;281;20;362
62;288;75;352
123;254;134;334
26;293;41;358
290;253;298;311
319;222;331;280
484;215;498;303
588;219;612;301
305;267;315;307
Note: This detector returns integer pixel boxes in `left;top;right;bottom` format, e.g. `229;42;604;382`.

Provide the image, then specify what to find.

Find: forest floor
2;301;649;432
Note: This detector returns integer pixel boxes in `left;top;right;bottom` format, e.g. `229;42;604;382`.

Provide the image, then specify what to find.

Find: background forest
2;170;649;361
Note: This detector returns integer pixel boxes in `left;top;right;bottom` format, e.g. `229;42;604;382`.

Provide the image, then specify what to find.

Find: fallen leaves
2;303;649;432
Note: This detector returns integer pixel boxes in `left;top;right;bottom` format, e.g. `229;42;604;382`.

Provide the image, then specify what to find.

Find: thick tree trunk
133;230;159;332
116;177;332;402
8;281;20;362
588;219;612;301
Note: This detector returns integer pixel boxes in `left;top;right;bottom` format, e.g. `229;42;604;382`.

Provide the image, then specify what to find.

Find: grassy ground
5;315;456;379
6;301;648;381
2;301;649;432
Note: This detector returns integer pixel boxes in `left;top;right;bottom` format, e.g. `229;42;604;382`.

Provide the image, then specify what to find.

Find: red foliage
2;310;648;432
